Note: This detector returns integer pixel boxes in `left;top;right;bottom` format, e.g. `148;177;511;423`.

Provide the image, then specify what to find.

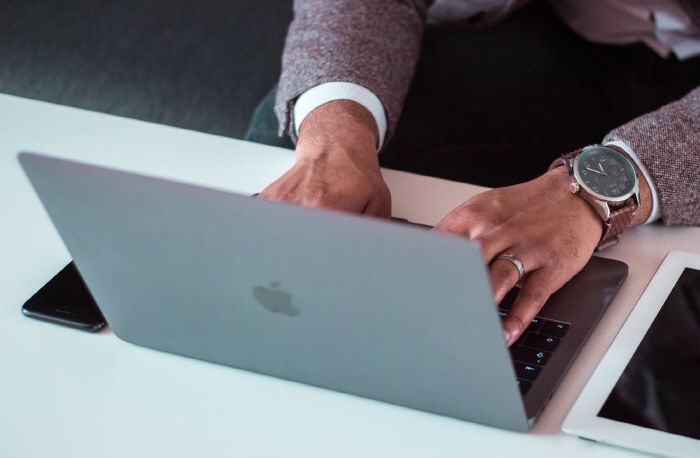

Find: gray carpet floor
0;0;292;138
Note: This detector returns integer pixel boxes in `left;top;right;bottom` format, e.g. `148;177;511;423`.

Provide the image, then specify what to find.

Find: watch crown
570;182;580;193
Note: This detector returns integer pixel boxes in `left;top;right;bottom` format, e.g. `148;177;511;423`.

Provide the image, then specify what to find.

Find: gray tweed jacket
274;0;700;226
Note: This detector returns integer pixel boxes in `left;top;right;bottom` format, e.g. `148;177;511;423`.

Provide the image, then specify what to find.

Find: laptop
19;151;628;432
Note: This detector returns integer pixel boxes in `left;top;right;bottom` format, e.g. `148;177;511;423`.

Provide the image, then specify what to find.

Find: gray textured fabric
275;0;700;226
605;87;700;226
275;0;430;143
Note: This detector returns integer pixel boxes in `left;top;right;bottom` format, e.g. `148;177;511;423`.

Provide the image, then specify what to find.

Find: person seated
245;0;700;346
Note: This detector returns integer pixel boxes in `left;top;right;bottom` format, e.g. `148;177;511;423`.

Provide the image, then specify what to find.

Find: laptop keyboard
498;289;570;396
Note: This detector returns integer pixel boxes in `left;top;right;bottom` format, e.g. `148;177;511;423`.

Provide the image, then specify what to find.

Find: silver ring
497;253;524;280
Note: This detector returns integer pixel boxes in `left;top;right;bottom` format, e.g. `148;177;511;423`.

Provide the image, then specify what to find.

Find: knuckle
486;188;508;212
538;243;579;273
521;288;548;310
540;251;560;270
492;263;515;287
304;194;325;207
461;201;485;220
302;188;333;207
435;213;472;237
514;232;537;249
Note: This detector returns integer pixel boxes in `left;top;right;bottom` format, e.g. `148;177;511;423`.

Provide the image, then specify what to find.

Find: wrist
546;165;604;238
296;100;379;163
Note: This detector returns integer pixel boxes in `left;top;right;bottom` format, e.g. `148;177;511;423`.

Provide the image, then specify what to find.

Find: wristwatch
549;145;641;250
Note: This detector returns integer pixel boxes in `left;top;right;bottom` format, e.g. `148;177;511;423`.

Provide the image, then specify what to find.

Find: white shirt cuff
293;82;388;150
603;140;661;224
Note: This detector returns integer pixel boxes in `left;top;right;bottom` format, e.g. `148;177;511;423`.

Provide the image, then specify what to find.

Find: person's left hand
432;166;604;346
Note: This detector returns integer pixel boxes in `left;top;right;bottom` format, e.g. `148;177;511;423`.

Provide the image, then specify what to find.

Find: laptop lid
20;152;528;432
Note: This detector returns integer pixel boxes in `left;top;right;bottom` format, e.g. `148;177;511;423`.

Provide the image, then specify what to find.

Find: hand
259;100;391;218
433;167;606;346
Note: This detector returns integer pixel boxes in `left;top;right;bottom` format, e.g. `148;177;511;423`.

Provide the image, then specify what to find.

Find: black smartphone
22;262;107;332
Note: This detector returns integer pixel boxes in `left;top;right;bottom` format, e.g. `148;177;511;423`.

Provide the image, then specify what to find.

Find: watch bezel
573;146;638;203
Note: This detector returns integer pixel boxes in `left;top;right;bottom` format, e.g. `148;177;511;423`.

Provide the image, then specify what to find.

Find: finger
478;234;516;265
432;206;477;238
489;258;520;306
432;202;511;261
501;271;554;346
489;248;540;305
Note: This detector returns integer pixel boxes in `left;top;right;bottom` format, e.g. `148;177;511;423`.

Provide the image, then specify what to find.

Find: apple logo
252;282;301;316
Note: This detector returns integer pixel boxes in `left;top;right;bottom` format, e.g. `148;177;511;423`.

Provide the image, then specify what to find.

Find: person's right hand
259;100;391;218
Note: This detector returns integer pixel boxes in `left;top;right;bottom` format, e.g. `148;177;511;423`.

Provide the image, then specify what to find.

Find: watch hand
597;161;607;176
585;167;605;176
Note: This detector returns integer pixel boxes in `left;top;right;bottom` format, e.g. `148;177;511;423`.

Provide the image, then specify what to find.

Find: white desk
2;93;699;458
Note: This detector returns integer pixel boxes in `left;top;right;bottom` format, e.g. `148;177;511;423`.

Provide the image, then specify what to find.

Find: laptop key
514;331;528;346
511;346;551;365
517;379;532;395
527;317;544;333
514;362;541;381
523;333;560;352
539;320;569;337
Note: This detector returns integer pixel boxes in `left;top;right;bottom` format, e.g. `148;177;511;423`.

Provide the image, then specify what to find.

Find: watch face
575;146;637;200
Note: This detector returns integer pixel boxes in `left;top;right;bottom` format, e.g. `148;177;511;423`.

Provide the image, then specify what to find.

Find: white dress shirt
294;82;388;148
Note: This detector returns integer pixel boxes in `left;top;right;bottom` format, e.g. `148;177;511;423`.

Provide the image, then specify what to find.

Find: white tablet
563;251;700;458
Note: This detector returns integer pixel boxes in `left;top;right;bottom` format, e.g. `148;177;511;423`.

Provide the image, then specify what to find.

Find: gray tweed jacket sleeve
274;0;433;143
604;86;700;226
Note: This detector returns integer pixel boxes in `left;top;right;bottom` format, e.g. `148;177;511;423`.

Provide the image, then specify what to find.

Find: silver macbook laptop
19;152;628;432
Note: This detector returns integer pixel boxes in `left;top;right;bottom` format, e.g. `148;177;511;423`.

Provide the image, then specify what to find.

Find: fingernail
503;328;512;345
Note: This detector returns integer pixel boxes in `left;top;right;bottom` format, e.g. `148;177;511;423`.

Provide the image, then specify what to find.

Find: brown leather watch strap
548;147;583;173
598;198;637;250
